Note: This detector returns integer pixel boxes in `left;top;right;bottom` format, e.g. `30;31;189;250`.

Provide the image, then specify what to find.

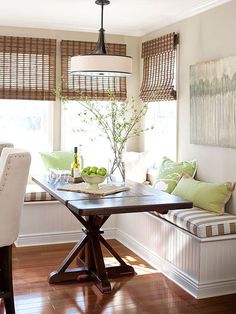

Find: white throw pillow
125;151;152;183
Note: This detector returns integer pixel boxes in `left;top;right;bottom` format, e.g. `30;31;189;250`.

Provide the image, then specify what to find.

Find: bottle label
73;168;80;178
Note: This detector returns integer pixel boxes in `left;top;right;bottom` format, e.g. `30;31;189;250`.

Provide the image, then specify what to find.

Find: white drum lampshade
71;54;132;77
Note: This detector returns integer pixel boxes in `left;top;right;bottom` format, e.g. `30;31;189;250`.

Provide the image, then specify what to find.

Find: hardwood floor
1;240;236;314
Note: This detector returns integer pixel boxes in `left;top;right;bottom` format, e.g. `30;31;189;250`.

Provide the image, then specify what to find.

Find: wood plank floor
1;240;236;314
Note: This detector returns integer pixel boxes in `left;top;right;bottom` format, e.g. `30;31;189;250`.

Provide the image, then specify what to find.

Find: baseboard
116;228;236;299
196;279;236;299
15;228;116;247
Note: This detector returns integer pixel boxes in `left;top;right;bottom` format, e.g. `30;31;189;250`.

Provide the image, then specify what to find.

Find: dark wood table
33;176;192;293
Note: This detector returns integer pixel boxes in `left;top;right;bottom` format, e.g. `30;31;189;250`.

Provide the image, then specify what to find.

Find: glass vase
108;146;126;184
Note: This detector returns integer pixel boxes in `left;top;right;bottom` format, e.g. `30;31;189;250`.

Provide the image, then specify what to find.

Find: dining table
32;175;192;293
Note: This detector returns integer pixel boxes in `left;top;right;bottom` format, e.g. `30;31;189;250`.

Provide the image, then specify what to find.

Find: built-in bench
24;184;55;202
116;204;236;299
114;168;236;299
153;207;236;238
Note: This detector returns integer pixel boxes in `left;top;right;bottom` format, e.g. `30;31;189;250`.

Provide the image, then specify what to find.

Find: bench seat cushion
154;207;236;238
24;184;55;202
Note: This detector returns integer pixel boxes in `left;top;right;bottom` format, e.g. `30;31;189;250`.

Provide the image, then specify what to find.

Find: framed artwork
190;55;236;148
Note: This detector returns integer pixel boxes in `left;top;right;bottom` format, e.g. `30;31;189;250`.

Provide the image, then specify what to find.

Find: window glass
145;101;177;166
0;99;53;175
62;100;111;168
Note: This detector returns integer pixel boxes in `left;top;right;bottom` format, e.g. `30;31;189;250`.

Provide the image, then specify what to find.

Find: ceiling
0;0;231;36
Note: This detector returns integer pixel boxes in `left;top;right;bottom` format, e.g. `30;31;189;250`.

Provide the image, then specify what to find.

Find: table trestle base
48;215;135;293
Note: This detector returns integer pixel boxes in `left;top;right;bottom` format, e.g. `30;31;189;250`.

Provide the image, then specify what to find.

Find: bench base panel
116;212;236;299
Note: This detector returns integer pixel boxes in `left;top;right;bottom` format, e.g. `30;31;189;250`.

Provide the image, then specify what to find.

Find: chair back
0;148;31;247
0;142;13;155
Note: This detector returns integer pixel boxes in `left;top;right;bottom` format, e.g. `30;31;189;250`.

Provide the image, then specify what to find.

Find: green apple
90;166;98;174
89;172;97;176
97;167;107;176
82;167;90;175
81;168;88;175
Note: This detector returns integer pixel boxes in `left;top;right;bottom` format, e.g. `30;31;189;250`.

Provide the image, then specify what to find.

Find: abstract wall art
190;55;236;148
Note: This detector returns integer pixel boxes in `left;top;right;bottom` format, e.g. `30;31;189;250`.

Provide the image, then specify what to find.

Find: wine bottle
78;145;84;170
71;147;80;178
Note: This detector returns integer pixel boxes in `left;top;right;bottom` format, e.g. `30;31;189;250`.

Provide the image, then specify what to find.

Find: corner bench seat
153;207;236;238
24;184;55;202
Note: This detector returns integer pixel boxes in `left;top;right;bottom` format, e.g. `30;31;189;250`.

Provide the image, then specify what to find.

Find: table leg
77;247;86;266
90;234;111;293
48;214;135;293
100;236;135;277
49;235;89;283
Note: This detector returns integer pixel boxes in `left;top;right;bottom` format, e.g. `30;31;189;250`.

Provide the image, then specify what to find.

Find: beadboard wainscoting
16;202;117;247
116;212;236;299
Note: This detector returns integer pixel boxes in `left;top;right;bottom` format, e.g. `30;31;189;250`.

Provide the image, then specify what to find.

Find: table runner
57;182;129;196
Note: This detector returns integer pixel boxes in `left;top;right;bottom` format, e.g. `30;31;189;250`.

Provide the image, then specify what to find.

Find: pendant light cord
101;1;104;30
93;0;109;55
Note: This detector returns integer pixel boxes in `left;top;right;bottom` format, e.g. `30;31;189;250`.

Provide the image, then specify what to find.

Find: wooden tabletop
68;193;192;216
32;175;192;216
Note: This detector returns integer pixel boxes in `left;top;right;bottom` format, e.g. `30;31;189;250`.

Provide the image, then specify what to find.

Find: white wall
139;0;236;214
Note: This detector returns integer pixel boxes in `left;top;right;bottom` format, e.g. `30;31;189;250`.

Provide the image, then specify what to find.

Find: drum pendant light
71;0;133;77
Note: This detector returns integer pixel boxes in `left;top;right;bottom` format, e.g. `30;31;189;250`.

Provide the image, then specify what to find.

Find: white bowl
81;174;107;189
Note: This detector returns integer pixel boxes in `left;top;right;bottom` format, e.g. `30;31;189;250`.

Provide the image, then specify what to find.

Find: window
61;40;127;101
145;101;177;164
0;35;56;176
0;35;134;178
0;99;53;175
62;100;111;168
60;40;130;170
0;36;56;100
140;32;178;102
141;32;178;165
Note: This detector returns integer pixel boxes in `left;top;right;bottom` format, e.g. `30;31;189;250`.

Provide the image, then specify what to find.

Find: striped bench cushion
24;184;56;202
154;207;236;238
24;191;55;202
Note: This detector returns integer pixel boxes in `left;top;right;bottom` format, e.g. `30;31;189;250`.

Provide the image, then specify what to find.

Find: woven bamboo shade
0;36;56;100
140;32;178;102
61;40;127;101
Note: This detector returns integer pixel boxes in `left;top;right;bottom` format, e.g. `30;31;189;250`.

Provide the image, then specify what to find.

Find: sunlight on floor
124;255;136;262
103;255;158;275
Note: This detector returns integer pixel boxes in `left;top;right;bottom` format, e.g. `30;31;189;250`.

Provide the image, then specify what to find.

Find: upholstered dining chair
0;148;31;314
0;142;13;156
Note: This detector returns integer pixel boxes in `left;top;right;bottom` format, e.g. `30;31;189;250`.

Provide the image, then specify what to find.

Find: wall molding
15;228;116;247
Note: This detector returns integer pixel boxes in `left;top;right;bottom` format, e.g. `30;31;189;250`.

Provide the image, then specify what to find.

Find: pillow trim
218;182;235;214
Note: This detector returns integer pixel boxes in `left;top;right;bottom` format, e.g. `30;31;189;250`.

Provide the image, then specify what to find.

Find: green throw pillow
155;157;197;193
39;151;73;170
172;176;235;214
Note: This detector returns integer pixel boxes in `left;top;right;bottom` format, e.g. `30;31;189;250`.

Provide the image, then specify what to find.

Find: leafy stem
59;91;152;179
